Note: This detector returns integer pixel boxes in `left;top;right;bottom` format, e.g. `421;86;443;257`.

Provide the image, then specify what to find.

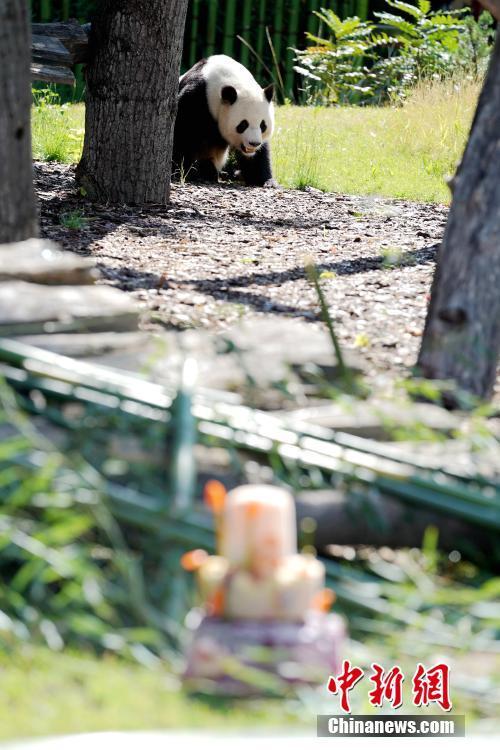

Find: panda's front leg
236;143;278;188
196;159;220;183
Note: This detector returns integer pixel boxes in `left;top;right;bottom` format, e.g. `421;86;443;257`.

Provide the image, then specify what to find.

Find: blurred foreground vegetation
1;369;499;738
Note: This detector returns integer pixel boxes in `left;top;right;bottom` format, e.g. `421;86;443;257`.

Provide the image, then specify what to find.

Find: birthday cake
183;483;345;694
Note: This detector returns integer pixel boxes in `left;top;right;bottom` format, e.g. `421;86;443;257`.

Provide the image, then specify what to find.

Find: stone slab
0;239;98;285
0;281;140;335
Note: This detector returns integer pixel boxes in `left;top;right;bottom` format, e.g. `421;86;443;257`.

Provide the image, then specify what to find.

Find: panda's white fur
203;55;274;160
174;55;276;186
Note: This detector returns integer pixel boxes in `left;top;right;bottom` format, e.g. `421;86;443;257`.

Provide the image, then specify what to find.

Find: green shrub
294;0;495;106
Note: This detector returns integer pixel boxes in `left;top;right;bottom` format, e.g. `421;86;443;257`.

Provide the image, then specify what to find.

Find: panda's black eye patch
236;120;249;134
260;120;267;133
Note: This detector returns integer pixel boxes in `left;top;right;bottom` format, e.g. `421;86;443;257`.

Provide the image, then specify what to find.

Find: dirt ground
35;161;449;388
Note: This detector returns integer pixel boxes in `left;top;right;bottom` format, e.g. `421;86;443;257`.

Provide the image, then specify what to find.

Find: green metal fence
29;0;372;98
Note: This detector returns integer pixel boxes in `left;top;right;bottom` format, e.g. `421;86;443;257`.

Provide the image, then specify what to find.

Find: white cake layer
220;484;297;574
197;553;325;621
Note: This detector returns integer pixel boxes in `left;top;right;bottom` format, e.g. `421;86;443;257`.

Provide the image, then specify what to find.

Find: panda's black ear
263;84;274;103
221;86;237;105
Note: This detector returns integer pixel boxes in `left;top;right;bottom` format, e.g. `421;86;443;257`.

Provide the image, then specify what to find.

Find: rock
0;239;98;285
14;331;153;358
0;281;140;335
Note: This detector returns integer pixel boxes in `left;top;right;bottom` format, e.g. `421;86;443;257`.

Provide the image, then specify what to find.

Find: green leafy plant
294;1;495;106
59;210;87;230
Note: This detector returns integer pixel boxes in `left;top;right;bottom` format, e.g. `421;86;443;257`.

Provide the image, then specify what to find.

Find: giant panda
173;55;276;187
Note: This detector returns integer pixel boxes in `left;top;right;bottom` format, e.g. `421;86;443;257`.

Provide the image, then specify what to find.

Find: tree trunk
296;490;498;565
76;0;189;204
418;34;500;406
417;34;500;401
0;0;38;243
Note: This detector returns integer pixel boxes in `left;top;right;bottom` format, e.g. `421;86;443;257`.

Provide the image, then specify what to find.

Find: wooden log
296;489;498;561
31;62;75;86
31;20;88;64
32;34;73;65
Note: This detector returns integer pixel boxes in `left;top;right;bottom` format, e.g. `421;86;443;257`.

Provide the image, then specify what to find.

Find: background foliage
294;0;496;105
29;0;380;100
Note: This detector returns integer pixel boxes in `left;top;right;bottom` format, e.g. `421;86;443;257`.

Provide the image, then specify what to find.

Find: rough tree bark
417;21;500;401
76;0;189;204
0;0;38;243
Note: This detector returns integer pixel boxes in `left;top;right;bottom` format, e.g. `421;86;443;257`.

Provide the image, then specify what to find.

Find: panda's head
218;84;274;156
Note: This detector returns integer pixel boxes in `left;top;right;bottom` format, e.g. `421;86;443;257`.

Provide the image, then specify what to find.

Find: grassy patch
32;98;84;163
274;78;479;203
0;645;289;741
31;78;479;203
59;209;88;230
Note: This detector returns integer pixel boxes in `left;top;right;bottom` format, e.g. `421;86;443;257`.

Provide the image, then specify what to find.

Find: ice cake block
182;483;346;694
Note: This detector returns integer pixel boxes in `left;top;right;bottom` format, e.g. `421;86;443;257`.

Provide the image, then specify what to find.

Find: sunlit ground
31;78;480;204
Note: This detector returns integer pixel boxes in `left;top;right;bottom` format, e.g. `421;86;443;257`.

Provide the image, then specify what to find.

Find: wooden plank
0;281;140;336
31;20;89;64
0;239;98;286
32;34;73;65
31;62;75;86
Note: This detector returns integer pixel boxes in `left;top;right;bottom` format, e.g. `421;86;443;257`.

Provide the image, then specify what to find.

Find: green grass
59;209;88;229
273;79;480;203
31;78;479;203
0;645;289;741
32;99;84;163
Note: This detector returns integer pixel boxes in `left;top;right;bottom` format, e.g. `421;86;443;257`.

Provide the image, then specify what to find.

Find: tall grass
274;77;481;202
31;78;481;203
31;91;84;163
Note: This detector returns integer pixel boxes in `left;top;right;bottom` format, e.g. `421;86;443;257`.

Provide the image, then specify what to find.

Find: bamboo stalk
40;0;52;23
223;0;237;57
255;0;268;80
308;0;321;35
2;340;499;533
62;0;71;21
356;0;370;20
189;0;200;68
206;0;218;57
167;359;197;513
240;0;253;67
285;0;301;96
272;0;285;62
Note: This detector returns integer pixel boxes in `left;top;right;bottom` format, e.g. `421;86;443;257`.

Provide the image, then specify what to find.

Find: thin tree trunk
417;33;500;401
0;0;38;243
76;0;189;204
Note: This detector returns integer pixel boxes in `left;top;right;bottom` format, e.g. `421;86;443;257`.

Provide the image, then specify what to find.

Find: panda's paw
263;178;280;189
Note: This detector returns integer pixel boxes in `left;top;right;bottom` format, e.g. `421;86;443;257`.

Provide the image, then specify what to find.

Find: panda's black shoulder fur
173;59;225;180
173;57;274;187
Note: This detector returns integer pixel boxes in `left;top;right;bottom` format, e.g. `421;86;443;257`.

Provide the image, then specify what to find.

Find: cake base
183;610;346;696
